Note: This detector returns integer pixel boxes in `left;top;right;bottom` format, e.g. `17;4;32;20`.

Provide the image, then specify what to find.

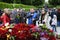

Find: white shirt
51;18;57;26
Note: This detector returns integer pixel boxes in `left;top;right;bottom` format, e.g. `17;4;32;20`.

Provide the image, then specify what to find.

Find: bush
0;2;36;11
55;5;60;8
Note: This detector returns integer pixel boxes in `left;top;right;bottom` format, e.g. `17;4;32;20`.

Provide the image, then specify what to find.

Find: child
51;15;57;32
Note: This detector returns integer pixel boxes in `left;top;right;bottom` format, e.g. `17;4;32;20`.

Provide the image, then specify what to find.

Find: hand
32;19;35;21
23;18;25;19
31;14;33;15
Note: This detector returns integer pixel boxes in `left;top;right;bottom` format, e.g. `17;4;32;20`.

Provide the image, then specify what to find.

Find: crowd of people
0;7;60;33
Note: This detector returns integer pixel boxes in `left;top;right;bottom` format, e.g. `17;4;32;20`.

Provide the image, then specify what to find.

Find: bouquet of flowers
39;23;56;40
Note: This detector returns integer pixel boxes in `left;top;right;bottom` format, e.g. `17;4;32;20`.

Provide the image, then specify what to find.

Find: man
50;8;57;18
10;8;17;23
27;8;38;25
18;9;26;23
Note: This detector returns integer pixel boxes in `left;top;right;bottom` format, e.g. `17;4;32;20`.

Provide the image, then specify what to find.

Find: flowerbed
0;23;56;40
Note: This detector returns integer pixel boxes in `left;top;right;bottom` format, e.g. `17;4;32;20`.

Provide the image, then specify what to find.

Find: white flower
5;23;9;26
8;29;12;32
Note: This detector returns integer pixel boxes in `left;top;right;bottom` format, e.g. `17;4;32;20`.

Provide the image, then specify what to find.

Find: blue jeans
51;25;57;32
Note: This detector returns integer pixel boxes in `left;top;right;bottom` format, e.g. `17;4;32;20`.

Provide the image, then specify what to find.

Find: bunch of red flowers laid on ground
10;23;35;40
0;26;8;40
0;23;56;40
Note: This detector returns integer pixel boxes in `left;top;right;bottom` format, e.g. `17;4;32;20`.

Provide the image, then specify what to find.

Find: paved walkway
56;27;60;35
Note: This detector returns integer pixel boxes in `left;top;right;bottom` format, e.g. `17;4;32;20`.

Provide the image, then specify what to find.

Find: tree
0;0;44;6
21;0;35;5
2;0;13;3
13;0;21;3
33;0;44;6
49;0;60;5
0;0;2;2
21;0;44;6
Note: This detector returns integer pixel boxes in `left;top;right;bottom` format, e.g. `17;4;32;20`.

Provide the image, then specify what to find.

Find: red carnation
49;36;56;40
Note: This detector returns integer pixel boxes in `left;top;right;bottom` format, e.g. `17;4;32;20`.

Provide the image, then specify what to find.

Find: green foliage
0;0;2;2
33;0;44;6
56;5;60;8
49;0;60;5
0;0;44;6
21;0;44;6
2;0;13;3
0;2;36;11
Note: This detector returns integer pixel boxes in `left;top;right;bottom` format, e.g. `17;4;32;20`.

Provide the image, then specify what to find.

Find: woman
1;9;10;26
41;9;46;23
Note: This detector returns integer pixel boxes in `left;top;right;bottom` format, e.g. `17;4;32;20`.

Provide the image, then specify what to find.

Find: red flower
44;33;49;39
10;28;18;36
29;24;35;28
49;36;56;40
0;28;7;38
12;23;34;39
49;29;53;33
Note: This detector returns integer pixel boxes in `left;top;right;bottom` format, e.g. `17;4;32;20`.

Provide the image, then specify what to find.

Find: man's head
30;8;35;13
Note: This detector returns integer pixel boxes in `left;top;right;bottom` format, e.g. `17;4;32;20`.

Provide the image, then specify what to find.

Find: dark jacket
27;12;38;25
19;12;26;23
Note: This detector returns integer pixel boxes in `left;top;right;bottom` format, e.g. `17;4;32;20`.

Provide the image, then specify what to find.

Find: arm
26;13;32;18
32;13;39;21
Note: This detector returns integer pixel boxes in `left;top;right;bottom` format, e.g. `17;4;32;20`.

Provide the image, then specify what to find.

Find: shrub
0;2;36;11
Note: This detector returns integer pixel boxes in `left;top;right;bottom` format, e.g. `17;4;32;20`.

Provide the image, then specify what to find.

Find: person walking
51;15;57;32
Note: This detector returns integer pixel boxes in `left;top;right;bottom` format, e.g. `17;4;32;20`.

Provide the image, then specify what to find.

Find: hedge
0;2;37;11
0;2;60;11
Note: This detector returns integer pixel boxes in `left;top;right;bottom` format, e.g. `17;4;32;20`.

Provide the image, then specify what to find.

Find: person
1;9;10;26
14;13;20;24
0;9;2;16
35;9;41;26
0;10;3;24
50;8;57;18
41;9;46;23
10;8;17;23
57;9;60;26
27;8;38;25
18;9;26;23
44;4;48;12
46;9;52;29
51;15;57;32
